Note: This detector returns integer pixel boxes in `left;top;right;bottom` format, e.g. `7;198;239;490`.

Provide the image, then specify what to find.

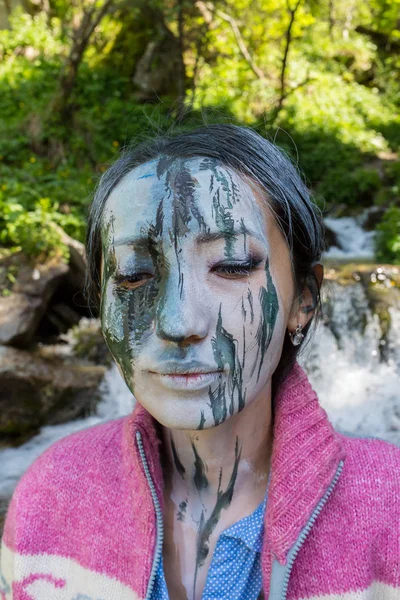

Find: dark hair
85;124;325;404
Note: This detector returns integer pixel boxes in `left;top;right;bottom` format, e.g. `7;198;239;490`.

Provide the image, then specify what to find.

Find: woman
1;125;400;600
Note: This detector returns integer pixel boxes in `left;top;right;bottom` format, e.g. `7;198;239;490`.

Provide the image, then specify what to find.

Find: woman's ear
287;263;324;334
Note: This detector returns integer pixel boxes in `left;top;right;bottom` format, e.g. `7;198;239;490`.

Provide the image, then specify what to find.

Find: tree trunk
2;0;12;16
51;0;115;122
328;0;335;40
176;0;186;120
275;0;302;117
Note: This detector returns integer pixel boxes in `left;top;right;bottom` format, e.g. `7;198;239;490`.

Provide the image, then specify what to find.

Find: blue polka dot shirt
151;491;268;599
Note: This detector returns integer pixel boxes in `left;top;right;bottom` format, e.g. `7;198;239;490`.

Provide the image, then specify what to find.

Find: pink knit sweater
1;363;400;599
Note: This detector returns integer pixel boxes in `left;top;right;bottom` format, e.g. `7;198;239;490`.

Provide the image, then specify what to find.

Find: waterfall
301;281;400;446
324;215;376;261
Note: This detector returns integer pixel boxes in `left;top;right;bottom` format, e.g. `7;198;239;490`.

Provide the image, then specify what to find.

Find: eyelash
113;257;263;289
113;273;153;290
212;258;263;277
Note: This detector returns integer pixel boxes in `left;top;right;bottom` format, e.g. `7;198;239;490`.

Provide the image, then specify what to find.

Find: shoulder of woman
335;431;400;509
2;417;127;547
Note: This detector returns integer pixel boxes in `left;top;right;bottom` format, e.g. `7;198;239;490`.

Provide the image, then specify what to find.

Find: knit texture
1;362;400;599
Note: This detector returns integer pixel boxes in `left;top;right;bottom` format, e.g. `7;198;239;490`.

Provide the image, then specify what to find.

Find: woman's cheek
101;282;125;345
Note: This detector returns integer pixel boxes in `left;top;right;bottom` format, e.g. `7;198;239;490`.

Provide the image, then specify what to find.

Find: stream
1;216;399;503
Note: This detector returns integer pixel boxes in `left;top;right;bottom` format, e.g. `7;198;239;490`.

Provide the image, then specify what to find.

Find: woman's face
100;156;296;430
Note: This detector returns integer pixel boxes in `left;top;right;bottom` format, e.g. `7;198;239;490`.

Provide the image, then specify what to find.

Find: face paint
252;258;279;382
100;156;287;430
192;438;241;597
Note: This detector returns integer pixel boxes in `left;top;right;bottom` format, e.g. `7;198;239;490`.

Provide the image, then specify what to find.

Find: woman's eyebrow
114;227;264;248
195;229;264;245
113;235;153;249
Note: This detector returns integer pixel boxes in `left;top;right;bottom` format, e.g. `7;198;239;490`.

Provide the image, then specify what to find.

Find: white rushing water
324;216;376;260
1;279;399;498
300;281;400;446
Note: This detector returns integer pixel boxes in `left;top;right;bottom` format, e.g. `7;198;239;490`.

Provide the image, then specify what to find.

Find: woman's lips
149;371;223;390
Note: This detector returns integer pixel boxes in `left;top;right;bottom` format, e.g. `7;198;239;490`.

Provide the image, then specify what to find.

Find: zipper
135;431;164;600
280;459;344;599
268;459;344;600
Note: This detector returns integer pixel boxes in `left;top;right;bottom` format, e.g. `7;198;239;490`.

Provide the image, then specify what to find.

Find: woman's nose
154;273;209;343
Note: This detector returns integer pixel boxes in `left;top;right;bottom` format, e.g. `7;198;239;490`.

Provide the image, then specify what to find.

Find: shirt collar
220;488;268;553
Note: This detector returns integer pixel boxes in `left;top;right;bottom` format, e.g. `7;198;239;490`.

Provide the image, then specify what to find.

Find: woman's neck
162;382;273;500
160;382;273;600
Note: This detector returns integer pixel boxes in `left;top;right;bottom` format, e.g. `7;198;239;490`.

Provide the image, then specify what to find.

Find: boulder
53;225;87;291
324;224;339;249
0;254;69;347
65;318;112;367
0;345;106;444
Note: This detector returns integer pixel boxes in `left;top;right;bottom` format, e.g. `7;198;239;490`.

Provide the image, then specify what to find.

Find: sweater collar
263;363;345;563
123;362;345;565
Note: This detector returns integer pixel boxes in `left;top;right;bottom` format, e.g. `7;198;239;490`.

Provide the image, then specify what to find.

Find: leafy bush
0;194;70;261
375;207;400;264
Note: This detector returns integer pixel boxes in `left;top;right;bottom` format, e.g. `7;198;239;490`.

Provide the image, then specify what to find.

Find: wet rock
47;302;82;334
323;262;400;289
54;225;86;291
323;262;400;361
361;206;386;231
0;253;69;347
0;345;106;445
63;318;112;367
324;224;339;249
0;230;90;346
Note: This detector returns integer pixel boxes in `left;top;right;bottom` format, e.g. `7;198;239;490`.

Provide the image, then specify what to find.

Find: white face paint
100;156;288;430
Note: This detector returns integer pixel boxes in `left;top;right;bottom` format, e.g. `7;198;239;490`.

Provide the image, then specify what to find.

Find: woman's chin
135;393;231;431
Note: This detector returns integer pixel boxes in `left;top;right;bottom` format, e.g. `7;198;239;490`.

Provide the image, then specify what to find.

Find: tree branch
276;0;302;114
196;1;266;80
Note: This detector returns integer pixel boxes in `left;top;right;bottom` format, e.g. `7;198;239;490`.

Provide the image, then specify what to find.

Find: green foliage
0;0;400;263
0;193;70;261
375;207;400;263
0;9;63;58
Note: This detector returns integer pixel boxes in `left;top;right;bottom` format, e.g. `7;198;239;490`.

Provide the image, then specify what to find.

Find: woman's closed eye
113;272;154;290
112;256;264;289
212;257;263;278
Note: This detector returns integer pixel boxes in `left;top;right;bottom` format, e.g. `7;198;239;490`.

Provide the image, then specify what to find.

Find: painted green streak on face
199;158;240;208
211;189;235;259
211;306;246;425
191;442;209;492
239;217;248;253
100;217;134;385
251;258;279;382
207;378;226;426
157;157;209;305
241;296;247;321
247;289;254;323
100;201;164;392
102;157;213;388
200;157;240;260
193;438;242;597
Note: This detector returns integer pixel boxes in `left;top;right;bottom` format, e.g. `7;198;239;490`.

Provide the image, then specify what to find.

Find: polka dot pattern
151;492;268;599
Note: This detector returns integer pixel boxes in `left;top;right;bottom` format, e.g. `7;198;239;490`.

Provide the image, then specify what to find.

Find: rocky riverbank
0;234;110;447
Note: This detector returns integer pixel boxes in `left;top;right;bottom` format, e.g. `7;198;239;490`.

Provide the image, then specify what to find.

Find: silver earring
290;324;304;346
